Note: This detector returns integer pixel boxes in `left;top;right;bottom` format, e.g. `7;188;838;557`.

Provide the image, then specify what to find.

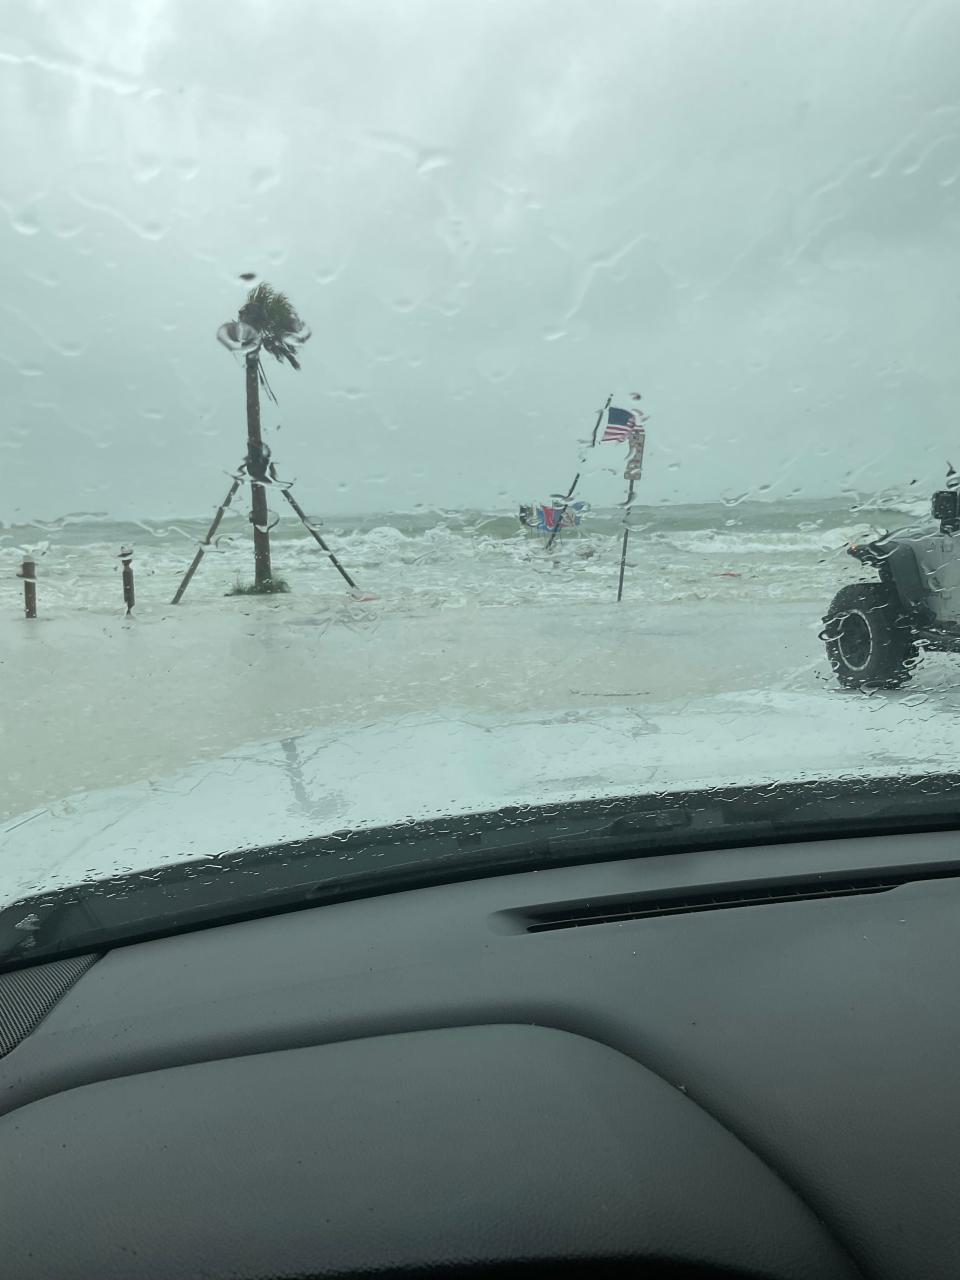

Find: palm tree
218;283;311;588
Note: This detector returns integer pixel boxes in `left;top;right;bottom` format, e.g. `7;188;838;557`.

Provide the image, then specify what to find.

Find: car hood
4;689;960;909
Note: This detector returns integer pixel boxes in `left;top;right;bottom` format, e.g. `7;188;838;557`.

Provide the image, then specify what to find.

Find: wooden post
171;473;244;604
18;556;36;619
245;351;273;587
281;487;361;591
120;546;135;614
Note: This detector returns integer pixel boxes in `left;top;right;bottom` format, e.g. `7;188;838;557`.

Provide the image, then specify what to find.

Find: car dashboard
2;828;960;1278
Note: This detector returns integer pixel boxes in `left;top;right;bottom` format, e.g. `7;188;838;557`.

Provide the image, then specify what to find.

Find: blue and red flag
523;501;588;534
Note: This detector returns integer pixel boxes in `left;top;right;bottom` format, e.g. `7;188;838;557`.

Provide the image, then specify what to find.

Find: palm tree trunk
244;351;272;587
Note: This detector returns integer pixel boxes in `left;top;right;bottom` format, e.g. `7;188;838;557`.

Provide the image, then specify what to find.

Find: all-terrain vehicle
823;481;960;688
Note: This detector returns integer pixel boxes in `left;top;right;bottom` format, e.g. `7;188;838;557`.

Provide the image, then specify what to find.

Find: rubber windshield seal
2;771;960;973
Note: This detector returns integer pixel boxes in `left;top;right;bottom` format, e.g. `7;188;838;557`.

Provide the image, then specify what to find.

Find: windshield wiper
2;772;960;973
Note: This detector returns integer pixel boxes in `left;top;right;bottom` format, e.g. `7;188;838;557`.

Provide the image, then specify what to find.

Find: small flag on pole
624;429;646;480
602;406;642;441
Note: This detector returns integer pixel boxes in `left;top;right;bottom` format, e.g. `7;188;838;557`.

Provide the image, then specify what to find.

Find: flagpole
545;392;612;552
616;426;646;603
616;478;636;603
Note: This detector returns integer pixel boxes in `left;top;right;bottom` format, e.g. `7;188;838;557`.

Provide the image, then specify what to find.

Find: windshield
3;0;960;928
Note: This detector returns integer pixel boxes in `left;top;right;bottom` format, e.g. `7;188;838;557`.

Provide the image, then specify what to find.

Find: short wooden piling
18;556;36;619
120;546;135;614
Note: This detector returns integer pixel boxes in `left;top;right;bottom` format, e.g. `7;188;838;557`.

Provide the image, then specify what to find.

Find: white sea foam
0;507;881;618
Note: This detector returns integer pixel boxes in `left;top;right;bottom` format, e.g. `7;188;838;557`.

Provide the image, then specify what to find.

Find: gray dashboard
2;830;960;1278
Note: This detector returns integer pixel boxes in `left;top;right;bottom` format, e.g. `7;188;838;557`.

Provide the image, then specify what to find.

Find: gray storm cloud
1;0;959;521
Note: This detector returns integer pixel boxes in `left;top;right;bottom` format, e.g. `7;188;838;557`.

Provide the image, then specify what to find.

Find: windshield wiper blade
2;772;960;973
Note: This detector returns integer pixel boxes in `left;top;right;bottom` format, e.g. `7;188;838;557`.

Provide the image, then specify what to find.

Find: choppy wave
0;493;927;546
0;494;935;620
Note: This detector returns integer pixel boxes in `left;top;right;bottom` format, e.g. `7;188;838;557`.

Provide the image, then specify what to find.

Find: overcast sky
1;0;959;521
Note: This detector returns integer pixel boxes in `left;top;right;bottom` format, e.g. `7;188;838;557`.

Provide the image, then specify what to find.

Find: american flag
602;406;641;442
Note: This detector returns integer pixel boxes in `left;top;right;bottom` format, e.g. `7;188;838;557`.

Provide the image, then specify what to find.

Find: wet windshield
2;0;960;915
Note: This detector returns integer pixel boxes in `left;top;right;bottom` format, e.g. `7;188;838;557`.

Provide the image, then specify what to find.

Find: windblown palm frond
238;283;311;370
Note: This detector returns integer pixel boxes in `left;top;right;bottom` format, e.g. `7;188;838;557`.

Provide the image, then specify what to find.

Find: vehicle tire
822;581;918;689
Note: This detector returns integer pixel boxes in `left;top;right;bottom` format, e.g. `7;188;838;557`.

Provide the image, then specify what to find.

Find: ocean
0;496;929;618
